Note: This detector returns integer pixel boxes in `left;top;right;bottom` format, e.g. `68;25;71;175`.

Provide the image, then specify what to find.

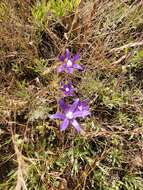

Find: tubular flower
58;49;83;74
49;99;90;132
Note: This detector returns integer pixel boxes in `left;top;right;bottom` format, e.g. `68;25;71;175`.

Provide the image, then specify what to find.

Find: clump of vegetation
0;0;143;189
32;0;80;25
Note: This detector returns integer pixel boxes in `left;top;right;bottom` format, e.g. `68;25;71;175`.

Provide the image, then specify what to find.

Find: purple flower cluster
50;49;90;132
50;99;90;132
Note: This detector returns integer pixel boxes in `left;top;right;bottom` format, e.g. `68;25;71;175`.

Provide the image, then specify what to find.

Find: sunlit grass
0;0;143;189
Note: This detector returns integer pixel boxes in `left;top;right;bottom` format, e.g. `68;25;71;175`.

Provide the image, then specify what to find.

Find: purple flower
60;81;74;96
58;49;83;74
76;99;90;114
49;99;90;132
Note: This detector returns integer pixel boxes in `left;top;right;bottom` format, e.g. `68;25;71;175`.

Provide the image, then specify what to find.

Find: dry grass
0;0;143;189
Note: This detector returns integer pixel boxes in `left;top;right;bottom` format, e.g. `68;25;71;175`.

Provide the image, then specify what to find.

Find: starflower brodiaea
60;81;74;96
76;99;90;113
49;99;90;132
58;49;83;74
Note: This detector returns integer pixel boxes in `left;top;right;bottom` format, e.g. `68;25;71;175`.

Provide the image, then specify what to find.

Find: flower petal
73;63;83;71
58;65;65;73
83;106;90;111
73;110;90;118
59;98;68;111
71;119;81;132
60;118;69;131
82;99;90;105
70;98;80;112
58;55;64;62
66;67;74;74
66;48;70;59
72;53;80;63
67;82;72;88
49;113;64;120
64;90;72;97
77;99;90;111
61;82;73;96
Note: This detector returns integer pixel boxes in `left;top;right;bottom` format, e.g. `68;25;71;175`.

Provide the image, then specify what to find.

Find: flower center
65;87;69;92
78;105;83;111
66;60;73;67
66;111;73;119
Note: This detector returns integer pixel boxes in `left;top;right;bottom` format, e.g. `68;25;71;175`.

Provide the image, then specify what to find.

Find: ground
0;0;143;189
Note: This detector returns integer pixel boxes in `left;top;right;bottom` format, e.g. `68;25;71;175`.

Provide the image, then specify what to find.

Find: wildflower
60;81;74;96
76;99;90;114
49;99;90;132
58;49;83;74
59;98;69;111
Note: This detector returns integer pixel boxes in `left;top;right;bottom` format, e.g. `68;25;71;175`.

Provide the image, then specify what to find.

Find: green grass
32;0;80;26
0;0;143;189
